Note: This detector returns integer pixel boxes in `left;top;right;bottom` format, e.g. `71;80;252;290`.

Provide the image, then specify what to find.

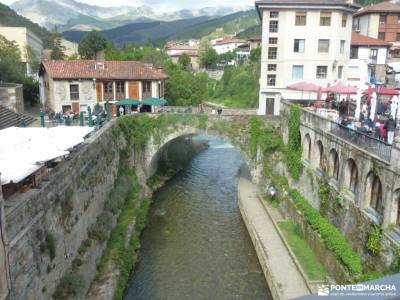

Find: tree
200;47;219;68
178;53;191;70
78;30;107;59
48;29;66;60
249;47;261;63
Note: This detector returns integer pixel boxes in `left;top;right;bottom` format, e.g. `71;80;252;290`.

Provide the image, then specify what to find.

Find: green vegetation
278;221;327;281
200;47;219;68
53;272;85;299
0;34;39;105
287;105;302;180
212;63;260;108
287;188;363;275
358;271;384;282
78;30;108;59
366;226;382;256
390;246;400;272
318;182;330;214
88;212;114;242
235;25;261;39
48;30;66;60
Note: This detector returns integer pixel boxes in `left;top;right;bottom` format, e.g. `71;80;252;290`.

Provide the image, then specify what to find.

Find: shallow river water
124;136;271;300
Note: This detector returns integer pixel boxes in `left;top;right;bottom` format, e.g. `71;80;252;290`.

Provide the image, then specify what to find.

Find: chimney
95;50;105;61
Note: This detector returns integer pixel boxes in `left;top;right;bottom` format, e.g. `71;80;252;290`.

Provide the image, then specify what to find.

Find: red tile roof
214;36;245;46
354;1;400;17
40;60;167;80
351;32;392;47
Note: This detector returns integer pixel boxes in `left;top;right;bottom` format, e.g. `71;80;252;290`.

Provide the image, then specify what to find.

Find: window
342;14;347;27
292;65;304;79
270;11;279;18
318;39;330;53
350;46;358;59
316;66;328;79
269;20;278;33
104;81;113;94
295;11;306;26
338;66;343;79
269;37;278;44
320;11;331;26
378;32;386;40
268;64;277;71
142;81;151;93
397;33;400;42
116;81;125;94
340;40;345;54
268;47;277;59
69;84;79;100
370;49;378;59
293;39;305;53
379;14;386;24
267;74;276;86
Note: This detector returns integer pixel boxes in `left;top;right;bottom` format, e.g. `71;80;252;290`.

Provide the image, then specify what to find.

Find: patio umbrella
354;89;362;121
287;82;321;92
141;98;168;106
322;83;358;95
116;99;141;106
391;95;399;119
370;92;377;121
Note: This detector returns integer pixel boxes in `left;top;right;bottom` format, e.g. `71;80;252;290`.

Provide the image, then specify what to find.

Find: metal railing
330;122;392;162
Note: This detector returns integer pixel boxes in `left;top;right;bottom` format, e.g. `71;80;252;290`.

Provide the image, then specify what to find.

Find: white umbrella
370;92;377;121
391;95;399;119
355;89;362;121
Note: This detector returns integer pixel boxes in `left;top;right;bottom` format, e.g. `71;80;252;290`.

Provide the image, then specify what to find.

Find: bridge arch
328;149;339;181
302;133;312;162
315;140;325;172
364;172;384;217
344;158;359;195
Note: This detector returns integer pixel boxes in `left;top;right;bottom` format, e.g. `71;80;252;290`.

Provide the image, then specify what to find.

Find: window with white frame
320;11;331;26
267;74;276;86
316;66;328;79
293;39;305;53
342;14;348;27
318;39;330;53
269;37;278;44
292;65;304;79
69;84;79;100
269;20;278;33
295;11;306;26
268;64;277;71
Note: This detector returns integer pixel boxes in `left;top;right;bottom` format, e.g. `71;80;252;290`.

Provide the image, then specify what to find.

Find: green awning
116;99;140;106
141;98;168;106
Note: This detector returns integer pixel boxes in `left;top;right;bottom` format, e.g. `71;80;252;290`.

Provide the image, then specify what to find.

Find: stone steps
0;105;36;129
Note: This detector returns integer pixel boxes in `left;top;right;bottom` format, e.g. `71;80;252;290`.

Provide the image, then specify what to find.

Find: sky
2;0;254;11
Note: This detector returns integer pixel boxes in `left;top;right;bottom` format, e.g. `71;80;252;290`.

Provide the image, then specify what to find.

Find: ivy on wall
287;105;302;180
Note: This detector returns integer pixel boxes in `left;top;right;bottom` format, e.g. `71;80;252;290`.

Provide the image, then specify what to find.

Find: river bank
238;177;311;300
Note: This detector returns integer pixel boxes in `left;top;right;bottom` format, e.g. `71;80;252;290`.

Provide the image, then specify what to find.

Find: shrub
46;233;56;261
287;105;302;180
358;271;384;282
366;226;382;256
53;272;84;299
390;246;400;273
88;212;113;242
288;188;363;275
78;239;91;255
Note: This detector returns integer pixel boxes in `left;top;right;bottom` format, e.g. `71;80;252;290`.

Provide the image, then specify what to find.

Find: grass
208;97;257;108
278;220;327;281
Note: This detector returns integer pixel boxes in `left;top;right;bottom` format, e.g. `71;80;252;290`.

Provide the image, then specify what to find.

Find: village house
38;60;167;114
0;26;43;77
165;41;200;71
348;32;391;88
353;1;400;58
211;36;246;55
255;0;360;115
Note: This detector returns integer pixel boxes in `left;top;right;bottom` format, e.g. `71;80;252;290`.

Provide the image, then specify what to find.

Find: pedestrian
119;106;124;116
385;115;396;144
217;107;223;115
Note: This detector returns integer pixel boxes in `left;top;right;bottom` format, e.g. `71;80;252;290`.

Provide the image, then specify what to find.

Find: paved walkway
238;177;310;300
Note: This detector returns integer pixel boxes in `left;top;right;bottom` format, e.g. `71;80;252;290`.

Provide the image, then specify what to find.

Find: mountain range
62;10;259;47
10;0;253;31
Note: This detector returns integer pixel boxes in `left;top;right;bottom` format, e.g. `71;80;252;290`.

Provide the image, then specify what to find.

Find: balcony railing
331;123;392;162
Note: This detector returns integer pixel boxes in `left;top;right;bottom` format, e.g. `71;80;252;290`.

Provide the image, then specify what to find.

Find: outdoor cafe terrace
286;83;400;162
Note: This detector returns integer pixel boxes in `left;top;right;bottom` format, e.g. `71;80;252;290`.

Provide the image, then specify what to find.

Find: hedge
288;188;363;275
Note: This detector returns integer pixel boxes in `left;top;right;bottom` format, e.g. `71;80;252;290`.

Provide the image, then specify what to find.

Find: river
124;136;271;300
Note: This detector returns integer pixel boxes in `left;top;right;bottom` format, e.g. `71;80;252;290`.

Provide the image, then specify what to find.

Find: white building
348;32;390;88
211;36;246;55
255;0;360;115
0;26;43;76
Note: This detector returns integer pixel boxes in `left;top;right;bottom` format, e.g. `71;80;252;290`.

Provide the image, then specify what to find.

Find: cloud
1;0;254;11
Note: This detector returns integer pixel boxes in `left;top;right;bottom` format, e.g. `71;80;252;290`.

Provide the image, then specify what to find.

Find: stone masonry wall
3;120;123;299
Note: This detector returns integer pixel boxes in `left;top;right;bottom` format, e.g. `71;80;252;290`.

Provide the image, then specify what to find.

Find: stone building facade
0;83;24;114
